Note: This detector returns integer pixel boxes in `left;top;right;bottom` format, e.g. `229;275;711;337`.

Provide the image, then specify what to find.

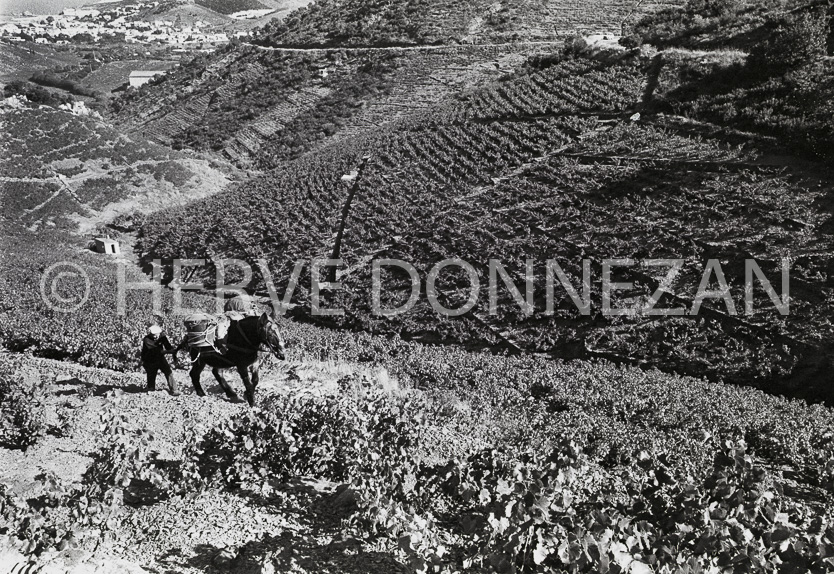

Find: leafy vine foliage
131;51;834;399
633;0;834;160
186;386;426;488
394;439;834;573
174;391;834;573
0;355;47;450
0;391;165;557
134;350;834;573
2;357;832;571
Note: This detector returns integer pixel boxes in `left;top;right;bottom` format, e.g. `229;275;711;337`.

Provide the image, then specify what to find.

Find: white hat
225;310;245;321
148;325;162;335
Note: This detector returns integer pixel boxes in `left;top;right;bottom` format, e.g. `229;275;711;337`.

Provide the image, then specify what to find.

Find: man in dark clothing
141;325;181;396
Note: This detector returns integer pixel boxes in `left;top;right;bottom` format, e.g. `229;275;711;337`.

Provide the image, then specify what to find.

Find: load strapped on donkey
183;312;221;352
174;297;286;406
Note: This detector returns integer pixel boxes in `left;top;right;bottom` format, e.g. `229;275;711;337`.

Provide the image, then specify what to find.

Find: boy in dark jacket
141;325;181;396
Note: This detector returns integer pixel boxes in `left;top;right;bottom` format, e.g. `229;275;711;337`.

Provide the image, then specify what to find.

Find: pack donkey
179;312;286;406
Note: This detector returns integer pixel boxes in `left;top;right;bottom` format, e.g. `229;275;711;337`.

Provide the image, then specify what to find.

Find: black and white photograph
1;0;833;571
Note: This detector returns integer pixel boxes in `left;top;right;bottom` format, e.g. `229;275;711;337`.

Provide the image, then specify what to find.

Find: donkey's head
257;312;286;361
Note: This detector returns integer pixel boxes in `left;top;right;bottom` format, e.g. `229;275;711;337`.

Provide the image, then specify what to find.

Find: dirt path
242;40;563;53
0;356;406;574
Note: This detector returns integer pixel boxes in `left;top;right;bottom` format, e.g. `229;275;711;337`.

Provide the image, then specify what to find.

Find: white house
129;70;165;87
94;237;120;255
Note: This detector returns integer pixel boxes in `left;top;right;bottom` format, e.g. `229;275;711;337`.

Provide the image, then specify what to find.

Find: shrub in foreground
0;355;47;450
187;387;426;489
353;439;834;573
0;392;164;556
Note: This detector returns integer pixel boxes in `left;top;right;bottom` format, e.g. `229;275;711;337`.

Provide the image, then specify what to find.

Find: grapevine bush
344;437;834;573
172;369;834;574
0;392;165;556
187;387;427;488
0;355;47;450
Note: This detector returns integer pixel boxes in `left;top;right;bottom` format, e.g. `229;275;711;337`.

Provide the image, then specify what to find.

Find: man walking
141;324;181;396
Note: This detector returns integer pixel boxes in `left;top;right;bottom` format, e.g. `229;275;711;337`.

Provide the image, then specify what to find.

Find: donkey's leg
212;367;240;401
189;360;206;397
251;362;260;395
238;365;255;407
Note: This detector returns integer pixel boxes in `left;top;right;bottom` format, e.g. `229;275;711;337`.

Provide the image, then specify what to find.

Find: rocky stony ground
0;356;409;574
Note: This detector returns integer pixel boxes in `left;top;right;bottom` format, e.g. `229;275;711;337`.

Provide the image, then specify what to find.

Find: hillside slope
122;0;834;400
109;0;683;166
0;41;81;85
0;100;237;370
2;322;834;572
111;43;576;167
257;0;684;46
1;102;233;233
134;44;834;399
630;0;834;160
5;2;834;572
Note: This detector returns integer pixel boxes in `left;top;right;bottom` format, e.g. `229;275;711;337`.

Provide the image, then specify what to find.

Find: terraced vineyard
136;50;834;399
449;56;645;121
257;0;686;45
110;0;686;166
114;46;388;157
223;85;332;164
114;44;571;167
3;316;834;573
6;3;834;572
0;101;236;370
139;56;643;265
335;122;834;389
138;108;613;278
8;0;834;574
306;44;558;150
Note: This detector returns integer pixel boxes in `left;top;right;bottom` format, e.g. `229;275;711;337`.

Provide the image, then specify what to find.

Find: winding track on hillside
241;40;564;53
